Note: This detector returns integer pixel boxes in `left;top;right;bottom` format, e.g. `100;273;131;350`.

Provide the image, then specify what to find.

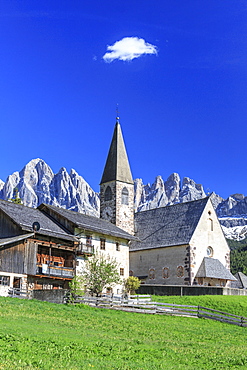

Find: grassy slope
0;297;246;370
151;295;247;317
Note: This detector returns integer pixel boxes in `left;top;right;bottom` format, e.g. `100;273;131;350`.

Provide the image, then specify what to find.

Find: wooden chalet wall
0;209;22;238
0;240;37;275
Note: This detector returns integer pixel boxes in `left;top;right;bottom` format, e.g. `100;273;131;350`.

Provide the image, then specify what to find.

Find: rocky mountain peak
0;158;99;216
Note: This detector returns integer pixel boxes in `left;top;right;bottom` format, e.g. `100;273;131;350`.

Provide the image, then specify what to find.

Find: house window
120;268;124;276
149;268;155;280
116;242;120;251
162;267;170;279
105;186;112;201
86;235;92;245
177;266;184;278
121;187;129;205
100;238;106;250
0;276;10;286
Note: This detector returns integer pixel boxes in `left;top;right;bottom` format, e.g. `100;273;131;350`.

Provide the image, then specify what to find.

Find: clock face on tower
119;206;131;220
102;206;113;221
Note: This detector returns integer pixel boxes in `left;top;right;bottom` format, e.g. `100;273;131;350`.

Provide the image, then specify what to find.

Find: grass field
0;296;246;370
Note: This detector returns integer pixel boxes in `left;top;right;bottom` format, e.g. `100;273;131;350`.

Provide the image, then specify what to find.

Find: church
99;116;236;288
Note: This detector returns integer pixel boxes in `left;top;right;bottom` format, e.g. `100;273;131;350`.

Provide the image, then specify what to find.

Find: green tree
124;276;140;294
83;253;121;296
10;187;22;204
68;275;85;303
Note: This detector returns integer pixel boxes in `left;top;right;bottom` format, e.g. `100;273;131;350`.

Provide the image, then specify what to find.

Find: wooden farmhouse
0;199;77;295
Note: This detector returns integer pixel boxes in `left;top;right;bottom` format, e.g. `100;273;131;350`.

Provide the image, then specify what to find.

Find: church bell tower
100;115;134;235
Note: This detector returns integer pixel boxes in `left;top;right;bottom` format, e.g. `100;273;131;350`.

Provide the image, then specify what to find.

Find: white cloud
103;37;158;63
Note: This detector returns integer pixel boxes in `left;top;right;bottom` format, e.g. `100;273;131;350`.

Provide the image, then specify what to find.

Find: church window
116;242;120;251
105;186;112;201
209;218;213;231
162;267;170;279
120;268;124;276
219;279;225;287
149;268;155;280
129;270;133;276
177;266;184;278
121;187;129;205
100;238;106;250
206;246;213;257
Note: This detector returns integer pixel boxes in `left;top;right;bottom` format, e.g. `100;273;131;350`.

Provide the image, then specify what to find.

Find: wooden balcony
77;243;94;255
36;264;74;279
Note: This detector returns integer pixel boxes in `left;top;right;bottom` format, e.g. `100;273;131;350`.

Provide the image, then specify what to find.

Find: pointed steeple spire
100;116;133;185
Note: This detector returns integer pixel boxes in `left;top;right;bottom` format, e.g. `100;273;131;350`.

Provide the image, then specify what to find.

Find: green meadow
0;296;246;370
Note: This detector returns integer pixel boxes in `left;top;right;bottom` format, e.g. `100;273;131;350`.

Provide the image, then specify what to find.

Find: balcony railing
36;264;74;279
77;243;94;255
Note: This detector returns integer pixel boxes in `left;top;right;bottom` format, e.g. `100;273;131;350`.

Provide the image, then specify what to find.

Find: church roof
100;120;133;185
196;257;237;281
234;272;247;288
0;200;76;242
39;203;137;241
130;197;210;251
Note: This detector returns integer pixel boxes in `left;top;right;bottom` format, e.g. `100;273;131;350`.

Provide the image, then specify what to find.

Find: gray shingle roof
39;203;137;241
234;272;247;288
0;233;34;247
0;200;76;242
130;197;210;251
100;121;133;185
196;257;237;280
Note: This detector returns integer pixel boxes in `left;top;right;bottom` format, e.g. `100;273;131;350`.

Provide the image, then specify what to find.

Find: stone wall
32;289;68;303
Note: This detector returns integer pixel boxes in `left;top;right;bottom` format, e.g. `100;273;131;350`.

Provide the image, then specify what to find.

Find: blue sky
0;1;246;199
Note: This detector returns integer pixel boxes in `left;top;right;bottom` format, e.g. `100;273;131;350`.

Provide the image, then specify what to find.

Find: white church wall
189;198;230;284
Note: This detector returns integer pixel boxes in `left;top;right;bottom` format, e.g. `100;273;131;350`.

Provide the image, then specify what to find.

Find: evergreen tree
10;187;22;204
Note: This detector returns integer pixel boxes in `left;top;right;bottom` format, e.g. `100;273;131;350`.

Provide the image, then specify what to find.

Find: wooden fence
8;288;31;299
72;294;247;327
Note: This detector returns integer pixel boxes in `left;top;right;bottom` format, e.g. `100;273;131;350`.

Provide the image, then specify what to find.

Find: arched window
177;266;184;278
121;187;129;205
104;186;112;201
163;267;170;279
209;218;213;231
149;268;155;280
